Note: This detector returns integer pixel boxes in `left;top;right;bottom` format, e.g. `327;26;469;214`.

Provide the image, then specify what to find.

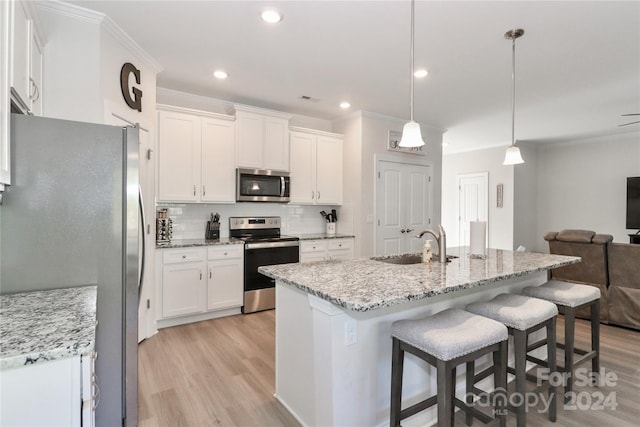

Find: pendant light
399;0;425;148
503;28;525;165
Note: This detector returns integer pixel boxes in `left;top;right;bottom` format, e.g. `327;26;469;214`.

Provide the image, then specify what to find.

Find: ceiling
63;0;640;154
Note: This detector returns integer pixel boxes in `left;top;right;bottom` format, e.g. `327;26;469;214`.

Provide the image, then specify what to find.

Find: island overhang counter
259;247;580;427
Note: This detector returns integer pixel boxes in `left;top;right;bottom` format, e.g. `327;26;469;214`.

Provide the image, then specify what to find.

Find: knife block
206;221;220;240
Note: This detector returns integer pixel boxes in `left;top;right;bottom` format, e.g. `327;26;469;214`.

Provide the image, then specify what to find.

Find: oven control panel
230;216;281;230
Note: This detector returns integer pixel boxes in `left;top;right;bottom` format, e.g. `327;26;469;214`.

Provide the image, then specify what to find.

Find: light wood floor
138;312;640;426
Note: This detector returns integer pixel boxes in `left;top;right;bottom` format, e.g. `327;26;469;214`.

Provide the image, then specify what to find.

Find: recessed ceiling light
340;102;351;109
414;69;428;78
213;70;228;79
261;9;282;24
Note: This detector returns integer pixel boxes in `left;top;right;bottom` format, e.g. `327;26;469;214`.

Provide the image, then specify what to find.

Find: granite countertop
156;238;244;249
295;233;355;240
0;285;97;370
259;247;580;312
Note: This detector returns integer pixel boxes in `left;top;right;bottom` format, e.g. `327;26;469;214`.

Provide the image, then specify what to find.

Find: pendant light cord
511;34;516;147
409;0;415;122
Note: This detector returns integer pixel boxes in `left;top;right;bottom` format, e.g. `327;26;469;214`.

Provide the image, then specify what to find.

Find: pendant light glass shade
503;28;525;165
503;145;524;165
399;121;424;147
399;0;425;148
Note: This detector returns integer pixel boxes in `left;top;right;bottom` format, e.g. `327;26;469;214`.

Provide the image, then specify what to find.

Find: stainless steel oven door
243;240;299;313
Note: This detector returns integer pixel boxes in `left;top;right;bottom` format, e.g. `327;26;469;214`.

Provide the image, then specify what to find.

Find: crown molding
35;0;162;73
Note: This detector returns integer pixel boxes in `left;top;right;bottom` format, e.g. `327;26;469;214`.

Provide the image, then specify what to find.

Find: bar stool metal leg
547;318;557;422
591;299;600;381
390;337;404;427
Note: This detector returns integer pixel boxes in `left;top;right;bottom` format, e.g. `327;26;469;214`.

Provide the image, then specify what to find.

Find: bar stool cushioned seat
391;308;508;361
390;308;509;427
466;294;558;427
522;279;600;307
466;293;558;330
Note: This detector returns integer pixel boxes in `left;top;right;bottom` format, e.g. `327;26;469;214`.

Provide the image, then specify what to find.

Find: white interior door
457;172;488;247
375;160;431;255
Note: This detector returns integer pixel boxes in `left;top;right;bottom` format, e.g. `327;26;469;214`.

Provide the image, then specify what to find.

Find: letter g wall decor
120;62;143;112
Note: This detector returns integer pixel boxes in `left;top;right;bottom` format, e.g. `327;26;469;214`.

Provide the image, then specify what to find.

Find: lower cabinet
0;353;97;426
207;245;243;311
300;238;354;263
159;245;244;325
161;249;207;318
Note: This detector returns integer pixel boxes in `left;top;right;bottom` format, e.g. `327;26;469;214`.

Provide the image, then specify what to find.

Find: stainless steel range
230;217;299;313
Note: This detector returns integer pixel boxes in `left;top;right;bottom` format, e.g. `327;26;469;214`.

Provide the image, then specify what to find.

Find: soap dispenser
422;240;433;263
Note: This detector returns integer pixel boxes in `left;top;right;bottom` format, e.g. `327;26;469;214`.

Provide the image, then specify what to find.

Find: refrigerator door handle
138;185;146;302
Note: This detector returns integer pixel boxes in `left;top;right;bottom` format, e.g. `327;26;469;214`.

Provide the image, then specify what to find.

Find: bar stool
466;294;558;427
390;308;508;427
522;280;600;401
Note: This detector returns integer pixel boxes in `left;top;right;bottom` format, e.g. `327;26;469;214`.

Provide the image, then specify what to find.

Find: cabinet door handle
400;229;406;234
317;191;320;200
193;185;196;196
406;228;414;233
209;270;212;279
182;255;187;258
200;271;203;280
203;185;206;196
311;190;315;199
29;78;40;102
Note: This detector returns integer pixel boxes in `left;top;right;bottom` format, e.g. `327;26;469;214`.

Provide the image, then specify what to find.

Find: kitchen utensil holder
206;221;220;240
326;222;336;235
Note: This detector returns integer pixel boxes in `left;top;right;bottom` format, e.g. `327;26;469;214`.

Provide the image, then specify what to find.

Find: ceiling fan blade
618;120;640;127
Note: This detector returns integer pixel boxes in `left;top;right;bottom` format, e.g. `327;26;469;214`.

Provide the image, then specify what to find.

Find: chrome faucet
416;225;447;263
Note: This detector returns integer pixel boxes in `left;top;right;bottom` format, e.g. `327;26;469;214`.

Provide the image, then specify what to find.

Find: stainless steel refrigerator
1;114;141;427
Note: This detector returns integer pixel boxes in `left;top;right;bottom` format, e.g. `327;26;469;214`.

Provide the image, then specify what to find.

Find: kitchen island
259;247;579;427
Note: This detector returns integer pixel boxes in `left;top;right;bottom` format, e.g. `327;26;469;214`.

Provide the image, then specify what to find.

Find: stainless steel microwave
236;168;290;202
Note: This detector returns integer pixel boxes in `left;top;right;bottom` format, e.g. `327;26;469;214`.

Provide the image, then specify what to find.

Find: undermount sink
371;254;459;265
373;254;423;265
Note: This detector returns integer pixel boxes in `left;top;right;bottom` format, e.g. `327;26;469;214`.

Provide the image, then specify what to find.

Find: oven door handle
245;241;300;250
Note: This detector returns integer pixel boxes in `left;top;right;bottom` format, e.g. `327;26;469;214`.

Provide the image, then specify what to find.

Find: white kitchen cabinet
161;248;207;318
158;245;244;324
207;245;243;310
0;354;96;427
1;0;10;188
290;127;343;205
300;238;354;263
234;105;292;171
157;105;235;203
9;0;43;115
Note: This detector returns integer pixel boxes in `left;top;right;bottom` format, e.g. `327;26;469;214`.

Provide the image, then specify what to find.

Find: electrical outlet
344;319;357;346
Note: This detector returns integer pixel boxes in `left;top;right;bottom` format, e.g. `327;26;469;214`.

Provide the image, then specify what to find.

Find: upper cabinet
9;0;43;115
234;105;292;172
1;0;44;188
157;105;236;203
1;1;10;188
290;127;343;205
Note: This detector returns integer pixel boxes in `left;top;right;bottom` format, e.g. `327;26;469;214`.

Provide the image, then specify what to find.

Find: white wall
535;132;640;249
442;146;514;250
443;131;640;253
334;111;443;257
37;1;159;126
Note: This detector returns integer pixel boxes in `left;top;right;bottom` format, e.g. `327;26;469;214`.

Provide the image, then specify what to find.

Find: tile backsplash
157;202;352;239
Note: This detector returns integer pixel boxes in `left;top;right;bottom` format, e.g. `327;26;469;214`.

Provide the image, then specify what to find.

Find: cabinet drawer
208;244;243;260
300;240;327;253
328;239;353;251
163;249;205;264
